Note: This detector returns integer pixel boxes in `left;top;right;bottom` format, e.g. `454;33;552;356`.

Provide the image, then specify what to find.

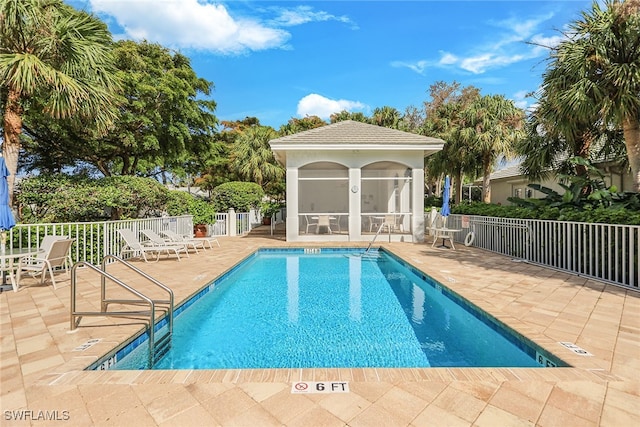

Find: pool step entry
70;255;174;368
153;329;172;363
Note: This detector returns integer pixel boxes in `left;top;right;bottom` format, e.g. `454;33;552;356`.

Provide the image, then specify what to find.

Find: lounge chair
159;229;207;253
17;237;74;289
179;230;220;249
141;229;191;257
117;229;186;262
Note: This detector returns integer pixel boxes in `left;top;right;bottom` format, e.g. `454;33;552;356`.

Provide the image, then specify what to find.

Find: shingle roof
487;164;523;180
269;120;444;147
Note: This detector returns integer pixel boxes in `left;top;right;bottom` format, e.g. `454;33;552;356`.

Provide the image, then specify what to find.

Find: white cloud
438;52;458;66
89;0;290;53
390;60;430;75
512;90;538;112
395;11;560;75
269;5;357;29
460;53;525;74
529;33;566;55
490;13;555;49
297;94;366;120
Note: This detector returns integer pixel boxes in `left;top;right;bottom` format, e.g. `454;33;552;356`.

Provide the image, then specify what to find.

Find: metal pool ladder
70;255;174;367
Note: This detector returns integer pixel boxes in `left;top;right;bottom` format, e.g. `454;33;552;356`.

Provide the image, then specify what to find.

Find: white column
348;168;361;241
286;167;299;241
412;168;425;242
228;208;236;236
400;178;410;231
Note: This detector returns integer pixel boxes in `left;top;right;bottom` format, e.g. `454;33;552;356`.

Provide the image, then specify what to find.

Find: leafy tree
230;126;284;188
422;81;481;204
20;40;218;177
211;181;264;212
330;110;368;123
536;0;640;191
398;106;425;133
278;116;326;135
0;0;120;205
190;117;260;193
15;174;170;222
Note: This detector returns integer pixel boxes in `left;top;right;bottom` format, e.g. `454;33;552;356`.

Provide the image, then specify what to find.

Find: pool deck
1;225;638;426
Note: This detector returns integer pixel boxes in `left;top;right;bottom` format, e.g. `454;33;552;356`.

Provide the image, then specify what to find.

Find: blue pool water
107;249;566;370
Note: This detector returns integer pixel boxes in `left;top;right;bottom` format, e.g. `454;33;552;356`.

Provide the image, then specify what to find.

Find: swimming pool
100;248;567;370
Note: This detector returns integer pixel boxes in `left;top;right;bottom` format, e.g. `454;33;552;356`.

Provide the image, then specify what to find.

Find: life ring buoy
464;231;475;247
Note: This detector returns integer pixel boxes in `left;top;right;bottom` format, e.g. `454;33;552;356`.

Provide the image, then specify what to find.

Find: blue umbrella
441;175;451;218
0;156;15;290
0;156;16;236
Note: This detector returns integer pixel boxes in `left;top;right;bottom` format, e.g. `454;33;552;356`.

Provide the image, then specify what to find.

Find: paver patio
1;225;638;426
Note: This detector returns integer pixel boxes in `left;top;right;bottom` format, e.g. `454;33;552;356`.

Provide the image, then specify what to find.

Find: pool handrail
70;257;174;367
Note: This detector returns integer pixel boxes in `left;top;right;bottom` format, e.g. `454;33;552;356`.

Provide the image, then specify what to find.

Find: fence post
228;208;236;236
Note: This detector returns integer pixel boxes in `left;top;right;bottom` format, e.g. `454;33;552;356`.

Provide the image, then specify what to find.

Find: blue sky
67;0;594;129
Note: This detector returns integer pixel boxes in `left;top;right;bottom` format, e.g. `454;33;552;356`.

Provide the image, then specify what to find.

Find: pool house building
269;120;445;243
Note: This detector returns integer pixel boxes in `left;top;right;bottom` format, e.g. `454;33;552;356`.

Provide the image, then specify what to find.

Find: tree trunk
2;89;23;208
453;170;463;205
574;131;593;177
622;116;640;193
482;156;492;203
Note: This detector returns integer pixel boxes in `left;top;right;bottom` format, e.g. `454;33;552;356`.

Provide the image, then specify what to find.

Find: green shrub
260;200;284;217
452;201;640;225
424;196;443;209
100;176;169;219
211;181;264;212
166;191;217;224
15;174;171;222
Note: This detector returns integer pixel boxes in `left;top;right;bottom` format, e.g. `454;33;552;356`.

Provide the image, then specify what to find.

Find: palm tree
0;0;120;205
540;0;640;191
460;95;525;203
230;126;284;188
370;106;401;128
422;82;481;204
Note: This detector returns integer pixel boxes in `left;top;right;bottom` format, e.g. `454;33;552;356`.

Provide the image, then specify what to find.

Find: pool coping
33;245;624;388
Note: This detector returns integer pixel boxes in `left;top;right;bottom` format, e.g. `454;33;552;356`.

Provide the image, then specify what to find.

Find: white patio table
0;247;43;292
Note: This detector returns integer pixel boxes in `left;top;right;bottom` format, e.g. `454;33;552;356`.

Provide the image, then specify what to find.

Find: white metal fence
5;210;259;266
445;214;639;290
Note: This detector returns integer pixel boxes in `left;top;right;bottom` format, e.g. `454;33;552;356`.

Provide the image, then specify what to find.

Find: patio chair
117;229;186;262
381;214;403;233
369;216;383;232
17;237;74;289
304;215;318;234
316;215;332;234
330;215;341;233
159;229;208;253
430;214;460;249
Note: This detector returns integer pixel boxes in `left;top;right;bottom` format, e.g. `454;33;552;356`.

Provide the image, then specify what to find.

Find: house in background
479;160;633;205
269;120;445;242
